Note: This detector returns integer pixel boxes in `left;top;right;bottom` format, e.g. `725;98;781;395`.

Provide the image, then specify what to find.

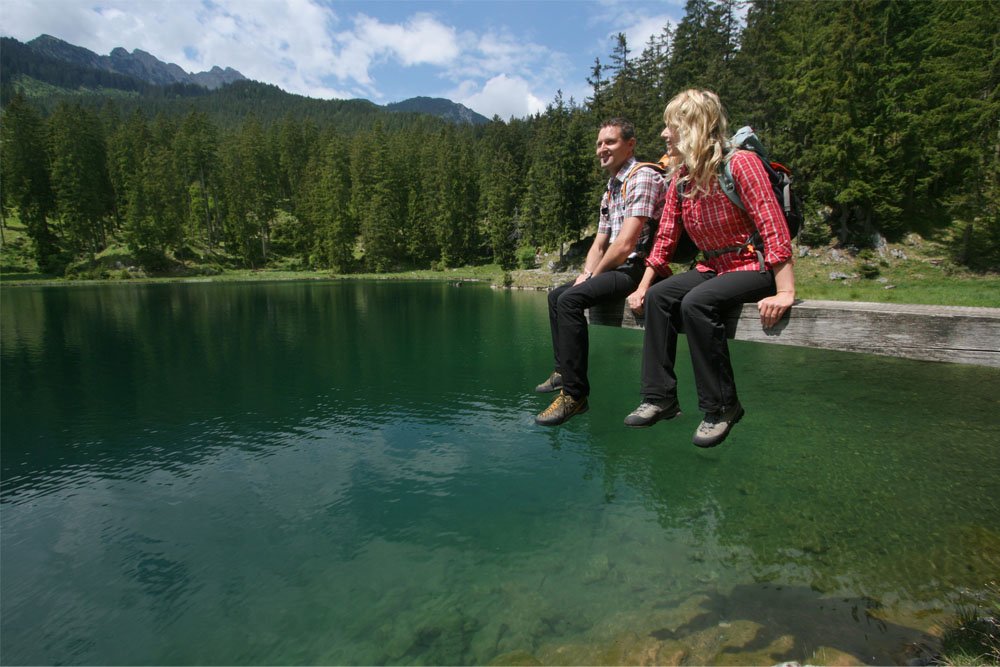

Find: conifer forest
1;0;998;277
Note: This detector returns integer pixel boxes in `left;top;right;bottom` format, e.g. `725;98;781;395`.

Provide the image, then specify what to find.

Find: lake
2;280;998;665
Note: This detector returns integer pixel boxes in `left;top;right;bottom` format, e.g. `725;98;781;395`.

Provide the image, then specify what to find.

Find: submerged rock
488;650;542;665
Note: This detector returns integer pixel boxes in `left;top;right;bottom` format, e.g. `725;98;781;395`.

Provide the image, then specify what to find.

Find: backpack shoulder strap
719;150;744;211
620;155;670;200
720;127;769;211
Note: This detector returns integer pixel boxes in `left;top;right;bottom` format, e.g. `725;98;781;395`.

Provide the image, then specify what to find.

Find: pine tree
350;122;404;271
174;111;222;245
124;122;185;266
669;0;737;95
918;0;1000;267
47;102;114;255
430;126;480;267
586;58;610;122
633;26;674;160
523;93;594;255
0;92;59;271
729;0;792;131
219;117;278;266
605;33;637;120
788;0;930;242
480;119;525;270
298;128;355;271
107;110;151;237
405;127;443;267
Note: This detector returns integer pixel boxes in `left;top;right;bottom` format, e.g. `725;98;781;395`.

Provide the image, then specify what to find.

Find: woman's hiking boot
535;390;588;426
692;402;744;448
624;398;681;427
534;371;563;393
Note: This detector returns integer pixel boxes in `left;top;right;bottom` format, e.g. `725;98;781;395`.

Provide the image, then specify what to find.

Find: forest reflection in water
1;280;998;665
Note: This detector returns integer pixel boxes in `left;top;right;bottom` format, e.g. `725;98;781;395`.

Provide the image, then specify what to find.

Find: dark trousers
548;262;644;399
641;269;776;414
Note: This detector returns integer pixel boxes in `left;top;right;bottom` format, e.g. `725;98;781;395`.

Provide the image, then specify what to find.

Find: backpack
719;126;804;241
674;126;804;267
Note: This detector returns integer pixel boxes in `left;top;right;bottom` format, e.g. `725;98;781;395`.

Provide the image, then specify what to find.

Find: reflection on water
2;281;999;665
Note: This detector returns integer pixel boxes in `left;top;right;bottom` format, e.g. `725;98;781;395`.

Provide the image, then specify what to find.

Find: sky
0;0;685;120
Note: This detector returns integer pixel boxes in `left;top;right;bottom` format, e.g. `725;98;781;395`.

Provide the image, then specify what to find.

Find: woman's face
660;125;681;158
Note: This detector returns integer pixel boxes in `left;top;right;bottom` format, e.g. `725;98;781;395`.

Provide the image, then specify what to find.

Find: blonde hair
663;89;729;198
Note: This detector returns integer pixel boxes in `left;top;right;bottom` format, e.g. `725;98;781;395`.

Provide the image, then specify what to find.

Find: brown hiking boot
535;371;563;393
535;390;589;426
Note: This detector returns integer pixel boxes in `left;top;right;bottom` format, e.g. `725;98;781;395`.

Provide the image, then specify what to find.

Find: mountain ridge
10;35;488;124
385;96;489;125
27;34;246;90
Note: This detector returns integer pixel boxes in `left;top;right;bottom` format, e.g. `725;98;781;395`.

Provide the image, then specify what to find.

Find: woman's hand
627;286;647;315
757;291;794;329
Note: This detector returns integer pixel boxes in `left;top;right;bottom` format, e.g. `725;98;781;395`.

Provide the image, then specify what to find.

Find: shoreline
2;242;1000;308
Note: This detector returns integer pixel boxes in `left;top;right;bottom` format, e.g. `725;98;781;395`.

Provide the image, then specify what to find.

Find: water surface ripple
2;281;998;665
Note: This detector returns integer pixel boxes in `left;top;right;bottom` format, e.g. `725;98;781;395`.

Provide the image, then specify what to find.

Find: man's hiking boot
692;402;744;448
535;390;588;426
624;398;681;428
535;371;563;393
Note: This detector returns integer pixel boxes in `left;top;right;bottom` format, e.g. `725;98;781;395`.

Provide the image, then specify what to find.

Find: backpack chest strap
702;233;767;273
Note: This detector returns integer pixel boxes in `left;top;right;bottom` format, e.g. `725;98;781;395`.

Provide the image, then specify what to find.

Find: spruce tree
480;119;525;270
174;111;221;245
0;92;59;271
219;117;277;266
633;27;674;160
47;102;114;255
350;122;404;272
299;128;355;271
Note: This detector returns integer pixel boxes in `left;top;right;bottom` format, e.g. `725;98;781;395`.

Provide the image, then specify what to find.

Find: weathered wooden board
586;299;1000;368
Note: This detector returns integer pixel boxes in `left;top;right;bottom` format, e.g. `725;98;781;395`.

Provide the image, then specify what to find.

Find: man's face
595;125;635;174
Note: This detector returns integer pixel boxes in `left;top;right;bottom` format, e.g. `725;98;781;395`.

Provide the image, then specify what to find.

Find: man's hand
573;271;591;286
757;291;794;329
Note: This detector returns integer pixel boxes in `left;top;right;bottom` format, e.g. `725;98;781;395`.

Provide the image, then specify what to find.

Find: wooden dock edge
586;299;1000;368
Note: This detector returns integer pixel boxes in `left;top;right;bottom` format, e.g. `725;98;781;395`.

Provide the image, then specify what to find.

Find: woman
624;89;795;447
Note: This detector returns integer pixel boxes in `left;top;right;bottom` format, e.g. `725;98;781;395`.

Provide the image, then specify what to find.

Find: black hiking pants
640;268;776;414
548;261;645;400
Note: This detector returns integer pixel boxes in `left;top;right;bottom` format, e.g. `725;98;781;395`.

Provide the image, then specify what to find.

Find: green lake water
2;280;999;665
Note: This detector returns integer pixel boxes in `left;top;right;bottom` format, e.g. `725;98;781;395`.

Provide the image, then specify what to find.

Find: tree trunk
838;208;851;244
960;220;974;265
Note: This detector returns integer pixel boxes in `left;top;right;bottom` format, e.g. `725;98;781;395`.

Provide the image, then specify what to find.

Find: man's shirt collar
610;156;638;190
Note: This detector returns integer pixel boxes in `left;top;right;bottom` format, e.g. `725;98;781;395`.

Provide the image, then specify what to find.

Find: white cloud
328;12;461;93
354;13;460;67
456;74;546;121
0;0;584;117
620;14;674;53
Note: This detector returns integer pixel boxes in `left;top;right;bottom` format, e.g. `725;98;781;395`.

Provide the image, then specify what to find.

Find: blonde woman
624;89;795;447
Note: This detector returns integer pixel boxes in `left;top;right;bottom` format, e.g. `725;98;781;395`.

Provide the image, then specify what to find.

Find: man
535;118;668;426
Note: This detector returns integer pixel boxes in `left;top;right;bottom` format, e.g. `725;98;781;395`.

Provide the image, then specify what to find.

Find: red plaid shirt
646;150;793;277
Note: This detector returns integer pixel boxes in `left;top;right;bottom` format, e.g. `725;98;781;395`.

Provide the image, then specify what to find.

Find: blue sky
1;0;685;119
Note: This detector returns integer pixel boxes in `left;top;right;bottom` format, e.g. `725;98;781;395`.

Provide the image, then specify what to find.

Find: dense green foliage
2;0;998;276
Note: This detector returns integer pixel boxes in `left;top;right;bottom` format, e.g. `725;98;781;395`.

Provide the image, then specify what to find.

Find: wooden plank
586;299;1000;368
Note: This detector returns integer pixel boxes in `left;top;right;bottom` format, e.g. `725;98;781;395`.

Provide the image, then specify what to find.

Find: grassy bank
936;581;1000;666
2;220;998;308
507;235;1000;308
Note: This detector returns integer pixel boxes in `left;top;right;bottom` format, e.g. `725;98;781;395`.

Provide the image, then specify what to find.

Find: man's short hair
600;118;635;141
